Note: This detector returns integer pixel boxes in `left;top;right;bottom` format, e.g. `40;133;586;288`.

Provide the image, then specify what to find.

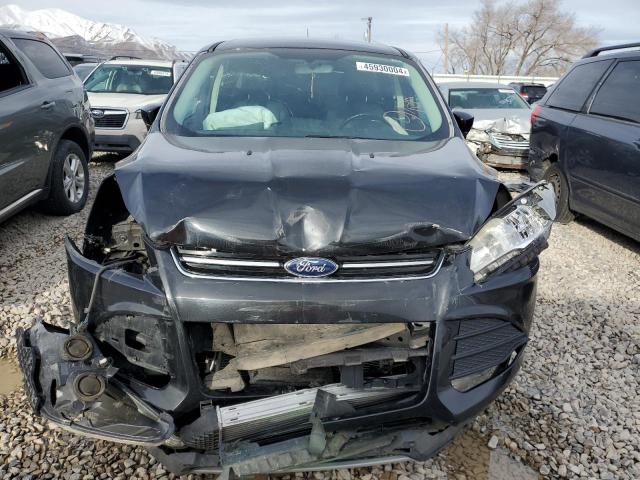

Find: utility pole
361;17;372;43
443;23;449;74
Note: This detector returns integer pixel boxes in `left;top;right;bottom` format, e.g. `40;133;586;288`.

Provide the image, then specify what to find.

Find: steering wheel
266;100;294;127
340;113;388;130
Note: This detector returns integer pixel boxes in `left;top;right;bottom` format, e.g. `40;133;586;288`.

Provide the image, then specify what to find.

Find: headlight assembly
468;182;556;282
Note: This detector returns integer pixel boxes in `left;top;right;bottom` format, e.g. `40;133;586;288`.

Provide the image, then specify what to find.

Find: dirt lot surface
1;162;638;479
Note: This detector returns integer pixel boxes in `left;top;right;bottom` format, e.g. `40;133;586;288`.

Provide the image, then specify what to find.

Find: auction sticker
356;62;409;76
150;70;171;77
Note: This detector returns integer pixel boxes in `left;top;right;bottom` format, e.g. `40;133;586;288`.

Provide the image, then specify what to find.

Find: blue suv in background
528;42;640;241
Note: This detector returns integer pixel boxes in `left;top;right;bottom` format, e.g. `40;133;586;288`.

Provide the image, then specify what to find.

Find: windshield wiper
304;135;356;139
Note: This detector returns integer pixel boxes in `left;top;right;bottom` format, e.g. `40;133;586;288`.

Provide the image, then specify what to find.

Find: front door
0;39;43;210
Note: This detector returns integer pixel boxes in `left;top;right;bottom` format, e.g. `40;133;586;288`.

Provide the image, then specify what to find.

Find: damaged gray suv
17;39;556;476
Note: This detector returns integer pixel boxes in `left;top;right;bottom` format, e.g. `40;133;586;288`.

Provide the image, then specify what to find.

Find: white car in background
84;57;187;153
438;82;532;169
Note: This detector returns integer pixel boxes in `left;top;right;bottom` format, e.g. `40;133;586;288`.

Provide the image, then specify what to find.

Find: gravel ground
1;162;639;479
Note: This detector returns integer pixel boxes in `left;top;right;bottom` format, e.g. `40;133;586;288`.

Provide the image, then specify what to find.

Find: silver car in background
84;58;187;153
438;82;531;169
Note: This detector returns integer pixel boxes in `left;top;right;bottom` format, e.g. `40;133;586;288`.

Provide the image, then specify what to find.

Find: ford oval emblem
284;257;338;278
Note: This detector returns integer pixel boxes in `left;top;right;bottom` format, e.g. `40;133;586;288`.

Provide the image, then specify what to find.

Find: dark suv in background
528;42;640;241
0;29;94;223
509;82;547;104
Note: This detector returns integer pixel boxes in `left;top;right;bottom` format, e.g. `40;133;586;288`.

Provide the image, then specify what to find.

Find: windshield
165;49;448;141
85;64;173;95
448;88;530;110
522;85;547;97
73;63;97;81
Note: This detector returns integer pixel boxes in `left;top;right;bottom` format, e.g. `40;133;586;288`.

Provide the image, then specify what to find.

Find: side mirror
453;111;474;138
138;101;163;130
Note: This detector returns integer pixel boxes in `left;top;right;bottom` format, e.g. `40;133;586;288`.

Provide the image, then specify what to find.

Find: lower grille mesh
451;318;527;380
95;113;127;128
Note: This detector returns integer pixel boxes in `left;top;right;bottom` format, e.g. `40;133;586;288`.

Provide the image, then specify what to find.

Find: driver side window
0;42;28;94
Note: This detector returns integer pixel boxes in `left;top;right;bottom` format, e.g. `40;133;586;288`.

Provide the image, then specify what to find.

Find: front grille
173;247;443;281
450;318;528;380
93;109;128;129
489;132;529;156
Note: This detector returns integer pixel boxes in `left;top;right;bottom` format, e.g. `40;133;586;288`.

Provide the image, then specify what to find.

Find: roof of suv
438;82;512;89
102;59;174;67
582;42;640;59
202;38;407;57
0;28;52;41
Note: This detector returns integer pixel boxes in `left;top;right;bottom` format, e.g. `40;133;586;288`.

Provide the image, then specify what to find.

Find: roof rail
583;42;640;58
200;41;225;53
393;46;411;59
109;55;142;60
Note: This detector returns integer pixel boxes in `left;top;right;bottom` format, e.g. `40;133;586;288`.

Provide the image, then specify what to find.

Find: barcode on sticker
356;62;409;76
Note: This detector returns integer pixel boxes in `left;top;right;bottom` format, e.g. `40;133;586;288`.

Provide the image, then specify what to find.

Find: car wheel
41;140;90;215
543;163;573;224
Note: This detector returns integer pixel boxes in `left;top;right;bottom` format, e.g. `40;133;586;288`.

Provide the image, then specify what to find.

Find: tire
543;163;574;224
41;140;90;215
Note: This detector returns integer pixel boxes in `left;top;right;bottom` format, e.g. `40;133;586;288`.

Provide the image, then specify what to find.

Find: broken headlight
468;182;556;282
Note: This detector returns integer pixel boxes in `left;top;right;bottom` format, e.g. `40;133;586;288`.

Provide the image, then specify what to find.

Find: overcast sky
10;0;640;70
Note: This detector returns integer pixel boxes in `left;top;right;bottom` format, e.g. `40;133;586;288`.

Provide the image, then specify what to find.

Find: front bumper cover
16;237;537;475
93;133;142;153
481;153;528;169
16;321;174;446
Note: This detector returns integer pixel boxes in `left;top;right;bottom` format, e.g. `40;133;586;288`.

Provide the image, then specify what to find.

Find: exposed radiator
181;383;412;451
217;383;410;444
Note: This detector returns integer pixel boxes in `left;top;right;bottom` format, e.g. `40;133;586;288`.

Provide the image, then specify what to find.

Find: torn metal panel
289;347;428;374
248;366;333;386
231;323;406;370
207;365;246;392
465;115;531;170
211;324;236;356
115;135;501;254
469;116;531;136
206;323;407;391
481;153;528;169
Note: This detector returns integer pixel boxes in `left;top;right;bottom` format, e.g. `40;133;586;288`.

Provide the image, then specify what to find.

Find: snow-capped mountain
0;4;189;60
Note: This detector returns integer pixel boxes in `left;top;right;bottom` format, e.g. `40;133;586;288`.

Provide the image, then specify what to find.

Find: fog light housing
451;366;498;392
74;373;106;401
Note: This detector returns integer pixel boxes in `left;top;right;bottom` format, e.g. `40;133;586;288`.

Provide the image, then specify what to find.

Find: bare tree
439;0;599;76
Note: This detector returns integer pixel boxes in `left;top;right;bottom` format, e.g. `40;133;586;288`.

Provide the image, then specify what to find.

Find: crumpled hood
87;92;167;112
114;133;501;255
463;108;531;135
